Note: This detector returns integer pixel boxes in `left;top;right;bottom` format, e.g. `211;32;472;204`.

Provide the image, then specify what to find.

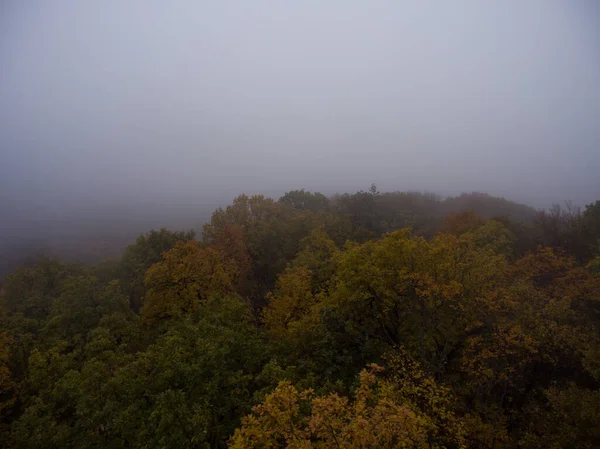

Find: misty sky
1;0;599;225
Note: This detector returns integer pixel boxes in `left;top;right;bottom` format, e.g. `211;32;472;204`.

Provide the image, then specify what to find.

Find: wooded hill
1;188;599;448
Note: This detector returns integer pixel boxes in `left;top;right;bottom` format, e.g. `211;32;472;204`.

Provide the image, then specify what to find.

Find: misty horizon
2;1;600;239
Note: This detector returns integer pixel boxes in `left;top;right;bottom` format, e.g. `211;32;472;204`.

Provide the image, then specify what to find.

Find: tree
323;229;506;377
582;200;600;257
9;296;268;449
466;219;516;258
333;190;379;240
588;243;600;275
279;189;330;212
290;228;338;293
534;202;589;260
96;296;266;448
0;332;17;436
459;245;600;439
441;192;537;223
381;349;467;448
439;210;485;235
520;385;600;449
42;274;133;348
491;216;538;258
203;195;343;304
141;241;237;324
229;364;430;448
117;228;196;312
203;195;289;299
202;195;281;242
263;267;316;338
1;258;83;320
211;224;253;295
371;191;442;237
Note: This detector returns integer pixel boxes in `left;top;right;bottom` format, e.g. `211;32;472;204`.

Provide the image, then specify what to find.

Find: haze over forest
3;3;600;447
1;1;599;262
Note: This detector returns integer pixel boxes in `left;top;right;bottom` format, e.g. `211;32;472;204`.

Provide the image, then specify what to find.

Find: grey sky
1;0;599;226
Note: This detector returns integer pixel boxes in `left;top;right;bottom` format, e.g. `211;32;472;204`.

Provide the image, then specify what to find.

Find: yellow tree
263;228;338;340
263;267;315;339
212;223;253;295
229;364;430;448
326;229;507;376
459;246;600;437
141;241;237;324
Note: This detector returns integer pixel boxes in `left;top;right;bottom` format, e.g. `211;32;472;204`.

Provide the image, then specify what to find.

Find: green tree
42;274;133;348
0;332;17;438
1;258;83;320
203;195;288;299
520;386;600;449
279;189;330;212
323;229;506;377
117;228;196;312
290;228;339;293
101;297;267;448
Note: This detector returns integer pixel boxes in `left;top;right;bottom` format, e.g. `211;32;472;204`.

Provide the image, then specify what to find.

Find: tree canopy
1;188;599;448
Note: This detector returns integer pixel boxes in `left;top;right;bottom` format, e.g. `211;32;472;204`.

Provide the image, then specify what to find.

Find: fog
1;1;599;255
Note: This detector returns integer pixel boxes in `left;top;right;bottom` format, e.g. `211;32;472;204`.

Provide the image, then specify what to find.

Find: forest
1;188;599;448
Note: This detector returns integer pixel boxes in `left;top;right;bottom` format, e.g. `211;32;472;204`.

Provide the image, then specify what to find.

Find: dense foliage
1;189;599;448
